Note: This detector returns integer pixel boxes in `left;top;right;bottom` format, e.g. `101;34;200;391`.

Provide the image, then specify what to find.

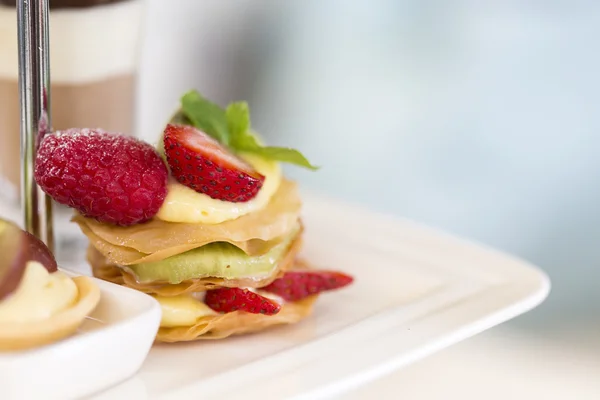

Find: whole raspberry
35;128;168;226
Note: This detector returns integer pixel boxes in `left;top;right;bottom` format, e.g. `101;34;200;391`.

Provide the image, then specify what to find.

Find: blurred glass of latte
0;0;144;201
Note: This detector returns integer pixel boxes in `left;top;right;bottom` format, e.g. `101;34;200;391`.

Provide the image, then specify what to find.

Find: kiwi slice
126;225;299;284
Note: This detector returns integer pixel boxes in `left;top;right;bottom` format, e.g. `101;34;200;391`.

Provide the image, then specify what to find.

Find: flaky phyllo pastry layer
86;228;303;295
89;247;317;341
77;176;322;341
157;294;317;342
72;179;301;266
155;258;323;342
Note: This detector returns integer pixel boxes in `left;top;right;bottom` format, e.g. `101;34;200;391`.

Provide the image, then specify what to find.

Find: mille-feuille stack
34;90;352;342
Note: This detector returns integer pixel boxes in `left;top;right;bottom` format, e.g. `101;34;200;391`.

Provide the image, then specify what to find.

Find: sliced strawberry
204;288;281;315
262;271;353;302
163;124;265;202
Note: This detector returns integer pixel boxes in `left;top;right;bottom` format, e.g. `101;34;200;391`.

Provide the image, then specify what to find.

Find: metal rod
17;0;54;251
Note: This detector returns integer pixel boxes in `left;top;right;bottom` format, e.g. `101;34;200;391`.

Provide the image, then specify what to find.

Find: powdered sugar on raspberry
35;128;168;226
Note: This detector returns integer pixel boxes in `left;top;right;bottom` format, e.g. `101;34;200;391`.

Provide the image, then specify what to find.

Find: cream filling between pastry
155;293;216;328
155;289;286;328
156;153;282;225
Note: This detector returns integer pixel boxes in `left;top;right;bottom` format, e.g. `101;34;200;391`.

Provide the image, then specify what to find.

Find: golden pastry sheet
77;221;295;266
87;230;304;295
72;179;302;266
156;295;317;342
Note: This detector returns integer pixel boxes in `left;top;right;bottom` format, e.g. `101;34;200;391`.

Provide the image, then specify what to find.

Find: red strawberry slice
163;124;265;202
262;271;353;302
204;288;281;315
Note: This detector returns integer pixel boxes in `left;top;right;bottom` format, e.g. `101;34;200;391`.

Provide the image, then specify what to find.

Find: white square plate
81;191;549;400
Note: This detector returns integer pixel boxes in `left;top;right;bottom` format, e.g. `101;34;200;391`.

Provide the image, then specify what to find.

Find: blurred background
139;0;600;329
1;0;599;398
137;1;600;397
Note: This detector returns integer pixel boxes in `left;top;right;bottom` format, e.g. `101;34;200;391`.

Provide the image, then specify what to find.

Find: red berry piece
204;288;281;315
262;271;354;302
34;128;168;226
163;124;265;202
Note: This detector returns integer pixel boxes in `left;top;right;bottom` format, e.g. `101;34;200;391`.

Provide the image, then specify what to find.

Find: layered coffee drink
0;0;143;196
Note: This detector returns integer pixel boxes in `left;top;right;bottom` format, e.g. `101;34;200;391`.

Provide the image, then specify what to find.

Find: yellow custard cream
155;289;286;328
0;262;78;323
156;153;282;224
155;293;216;328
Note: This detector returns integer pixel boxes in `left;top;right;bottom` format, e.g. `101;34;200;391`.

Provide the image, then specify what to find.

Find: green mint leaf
232;129;319;170
226;101;250;141
180;90;229;145
243;146;320;170
178;89;319;170
225;101;318;170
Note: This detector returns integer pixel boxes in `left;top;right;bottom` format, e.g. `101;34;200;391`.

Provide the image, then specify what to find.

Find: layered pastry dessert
34;90;353;342
0;218;100;351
